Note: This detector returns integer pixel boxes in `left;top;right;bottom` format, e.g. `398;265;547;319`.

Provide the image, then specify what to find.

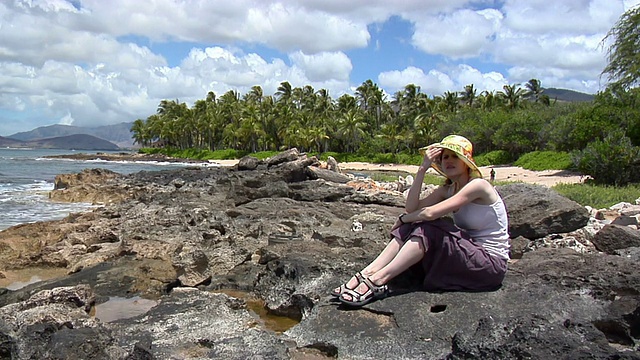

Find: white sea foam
0;148;205;230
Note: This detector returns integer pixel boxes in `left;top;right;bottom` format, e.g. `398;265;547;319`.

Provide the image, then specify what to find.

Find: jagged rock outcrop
0;150;638;359
498;183;590;239
592;224;640;254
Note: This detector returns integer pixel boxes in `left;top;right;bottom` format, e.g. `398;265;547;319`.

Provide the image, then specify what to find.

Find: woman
332;135;510;307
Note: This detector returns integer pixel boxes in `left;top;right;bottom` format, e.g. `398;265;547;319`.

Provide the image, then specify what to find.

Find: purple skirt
390;218;507;291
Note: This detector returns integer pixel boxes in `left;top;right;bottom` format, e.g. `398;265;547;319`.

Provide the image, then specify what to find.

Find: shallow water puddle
92;296;158;323
214;289;300;333
0;267;68;290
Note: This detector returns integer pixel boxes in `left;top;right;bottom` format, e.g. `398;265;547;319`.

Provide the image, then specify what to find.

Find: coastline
215;160;584;187
47;153;585;187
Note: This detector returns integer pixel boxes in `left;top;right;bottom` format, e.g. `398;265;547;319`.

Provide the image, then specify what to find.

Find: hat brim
419;143;483;179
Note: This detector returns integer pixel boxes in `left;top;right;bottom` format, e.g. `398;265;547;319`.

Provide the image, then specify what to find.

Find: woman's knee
405;236;426;251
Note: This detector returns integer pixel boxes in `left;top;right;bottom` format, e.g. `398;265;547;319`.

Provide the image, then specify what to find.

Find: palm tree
275;81;293;103
498;84;527;110
336;109;367;152
239;103;265;152
376;123;403;153
460;84;477;107
443;91;460;113
525;79;543;102
130;119;148;146
478;90;498;111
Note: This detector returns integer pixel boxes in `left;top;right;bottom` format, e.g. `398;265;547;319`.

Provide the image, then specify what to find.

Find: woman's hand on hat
420;146;441;170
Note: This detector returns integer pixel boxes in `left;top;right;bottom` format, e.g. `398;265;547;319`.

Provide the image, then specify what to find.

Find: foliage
139;147;247;160
128;74;640;185
553;183;640;209
422;173;448;186
493;110;545;156
251;151;280;160
130;78;547;157
314;151;423;166
572;130;640;186
602;5;640;90
514;151;574;171
474;150;514;167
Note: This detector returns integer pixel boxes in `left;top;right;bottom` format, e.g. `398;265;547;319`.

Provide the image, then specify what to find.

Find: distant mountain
9;122;135;149
0;134;120;150
0;136;26;148
543;88;595;102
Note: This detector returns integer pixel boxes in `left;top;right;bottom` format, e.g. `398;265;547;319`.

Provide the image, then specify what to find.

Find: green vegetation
475;150;513;167
514;151;574;171
140;147;247;160
602;5;640;91
130;7;640;187
572;130;640;186
362;172;444;186
553;183;640;209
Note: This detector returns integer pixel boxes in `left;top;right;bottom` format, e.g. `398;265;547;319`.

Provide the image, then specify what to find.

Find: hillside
0;134;120;150
9;122;135;148
0;136;26;148
544;87;594;102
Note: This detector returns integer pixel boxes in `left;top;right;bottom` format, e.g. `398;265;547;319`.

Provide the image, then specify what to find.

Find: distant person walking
490;168;496;183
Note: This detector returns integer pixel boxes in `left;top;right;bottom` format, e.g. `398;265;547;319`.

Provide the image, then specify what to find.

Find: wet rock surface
0;151;638;359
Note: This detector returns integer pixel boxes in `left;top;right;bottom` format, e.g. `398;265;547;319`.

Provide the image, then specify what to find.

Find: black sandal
330;272;364;297
339;276;388;307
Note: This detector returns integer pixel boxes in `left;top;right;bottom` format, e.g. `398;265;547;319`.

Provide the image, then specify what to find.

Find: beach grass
552;182;640;209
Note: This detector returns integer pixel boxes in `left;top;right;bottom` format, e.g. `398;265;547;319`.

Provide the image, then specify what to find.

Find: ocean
0;148;208;231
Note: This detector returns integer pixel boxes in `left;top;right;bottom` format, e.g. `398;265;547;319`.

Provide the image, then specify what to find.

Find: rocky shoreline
44;151;213;164
1;149;639;359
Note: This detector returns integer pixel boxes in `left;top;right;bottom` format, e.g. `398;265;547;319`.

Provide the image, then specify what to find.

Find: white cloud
378;66;455;95
0;0;636;135
378;65;510;95
288;51;352;82
411;9;503;58
502;0;625;34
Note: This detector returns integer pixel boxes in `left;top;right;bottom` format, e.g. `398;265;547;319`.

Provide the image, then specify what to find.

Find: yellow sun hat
419;135;483;179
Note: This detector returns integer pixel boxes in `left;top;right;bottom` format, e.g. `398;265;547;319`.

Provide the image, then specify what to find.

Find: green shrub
474;150;513;166
553;183;640;209
314;152;340;162
371;153;396;164
572;130;640;186
138;147;163;155
252;151;279;160
514;151;574;171
397;153;424;166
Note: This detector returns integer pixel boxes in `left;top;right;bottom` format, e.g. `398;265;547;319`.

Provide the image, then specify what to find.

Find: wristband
399;214;407;224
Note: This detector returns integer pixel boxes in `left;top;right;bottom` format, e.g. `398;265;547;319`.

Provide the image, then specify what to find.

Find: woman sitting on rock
332;135;510;307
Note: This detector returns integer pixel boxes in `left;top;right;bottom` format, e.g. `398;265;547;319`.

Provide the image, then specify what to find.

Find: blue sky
0;0;639;136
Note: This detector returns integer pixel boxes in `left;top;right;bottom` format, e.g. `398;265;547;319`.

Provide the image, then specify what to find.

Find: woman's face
440;149;468;177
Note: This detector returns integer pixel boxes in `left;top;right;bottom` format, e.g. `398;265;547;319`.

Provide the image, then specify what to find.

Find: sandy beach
213;160;584;187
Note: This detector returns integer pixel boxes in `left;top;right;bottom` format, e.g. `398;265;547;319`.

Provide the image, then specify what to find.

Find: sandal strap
361;276;388;298
341;286;373;302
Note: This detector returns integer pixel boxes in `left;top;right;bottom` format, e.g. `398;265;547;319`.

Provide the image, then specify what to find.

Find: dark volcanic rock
287;249;640;359
109;288;290;359
592;224;640;254
498;183;590;239
0;151;638;359
237;155;261;170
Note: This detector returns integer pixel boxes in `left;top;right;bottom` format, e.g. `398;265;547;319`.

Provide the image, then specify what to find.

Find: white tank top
450;185;511;260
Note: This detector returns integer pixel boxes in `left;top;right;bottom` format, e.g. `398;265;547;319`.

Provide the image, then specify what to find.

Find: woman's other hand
391;215;404;231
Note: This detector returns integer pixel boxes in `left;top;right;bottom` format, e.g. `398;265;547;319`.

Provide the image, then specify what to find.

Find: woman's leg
334;237;403;292
362;238;403;275
341;237;424;301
